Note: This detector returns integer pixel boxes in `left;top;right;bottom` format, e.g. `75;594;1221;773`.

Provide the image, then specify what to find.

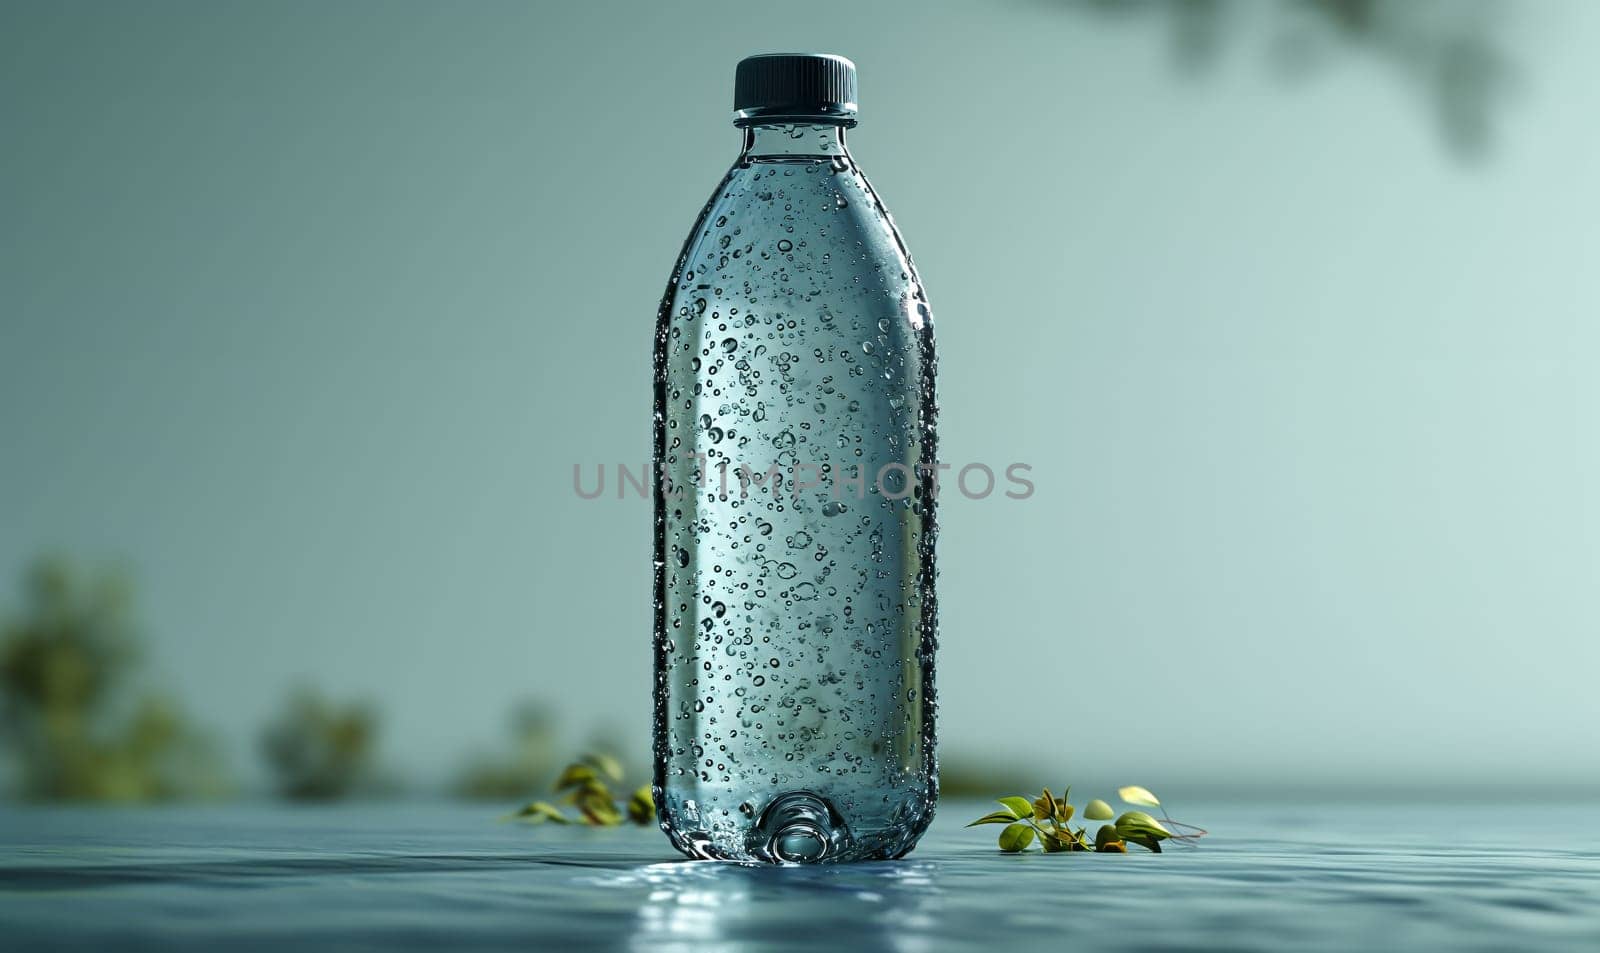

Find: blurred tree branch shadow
1036;0;1512;157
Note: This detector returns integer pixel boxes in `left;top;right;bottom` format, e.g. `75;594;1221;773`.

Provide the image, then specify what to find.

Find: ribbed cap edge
734;53;857;122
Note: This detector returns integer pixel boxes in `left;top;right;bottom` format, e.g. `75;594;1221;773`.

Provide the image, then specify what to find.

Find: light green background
2;0;1595;793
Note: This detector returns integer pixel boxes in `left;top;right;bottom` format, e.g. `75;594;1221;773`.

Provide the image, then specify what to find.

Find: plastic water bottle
652;53;938;863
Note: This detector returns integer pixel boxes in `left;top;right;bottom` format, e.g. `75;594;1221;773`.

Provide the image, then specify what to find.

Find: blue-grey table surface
3;800;1598;952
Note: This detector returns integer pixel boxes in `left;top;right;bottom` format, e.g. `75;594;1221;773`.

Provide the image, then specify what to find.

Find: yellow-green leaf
1115;811;1170;852
997;796;1034;820
1093;824;1121;850
583;752;625;782
512;801;571;825
1032;793;1053;821
1118;785;1161;808
555;763;599;791
576;789;623;826
1094;825;1132;850
627;785;655;824
967;810;1019;827
998;822;1036;853
1124;834;1160;853
1115;811;1170;835
1084;798;1114;821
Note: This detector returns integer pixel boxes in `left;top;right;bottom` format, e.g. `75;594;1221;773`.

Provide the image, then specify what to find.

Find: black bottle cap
734;53;858;125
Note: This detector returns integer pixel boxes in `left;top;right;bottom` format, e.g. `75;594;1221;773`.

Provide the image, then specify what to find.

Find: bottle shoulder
660;157;929;321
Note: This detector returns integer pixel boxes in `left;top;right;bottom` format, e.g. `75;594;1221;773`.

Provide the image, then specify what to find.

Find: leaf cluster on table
509;752;654;827
967;784;1206;854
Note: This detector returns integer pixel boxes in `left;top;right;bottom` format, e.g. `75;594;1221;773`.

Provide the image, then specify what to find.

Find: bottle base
753;791;850;863
660;789;936;865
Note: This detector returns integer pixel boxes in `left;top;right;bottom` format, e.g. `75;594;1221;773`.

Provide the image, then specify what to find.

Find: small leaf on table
998;822;1036;853
513;801;572;825
1115;811;1171;852
1094;823;1123;851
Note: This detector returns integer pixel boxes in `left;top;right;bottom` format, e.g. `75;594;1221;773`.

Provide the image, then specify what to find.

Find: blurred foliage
1049;0;1511;156
0;558;228;801
939;752;1033;798
260;686;383;800
453;702;560;800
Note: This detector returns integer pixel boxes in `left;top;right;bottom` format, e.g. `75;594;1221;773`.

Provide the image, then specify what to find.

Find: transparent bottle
652;53;938;864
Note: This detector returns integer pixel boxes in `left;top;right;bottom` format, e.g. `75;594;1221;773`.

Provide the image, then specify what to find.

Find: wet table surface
3;800;1599;951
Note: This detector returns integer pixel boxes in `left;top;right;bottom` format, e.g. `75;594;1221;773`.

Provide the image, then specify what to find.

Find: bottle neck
738;122;850;160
